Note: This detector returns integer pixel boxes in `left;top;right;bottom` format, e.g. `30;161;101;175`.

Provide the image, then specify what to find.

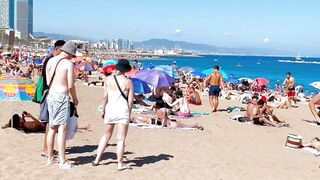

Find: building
117;39;123;50
0;0;15;29
16;0;33;40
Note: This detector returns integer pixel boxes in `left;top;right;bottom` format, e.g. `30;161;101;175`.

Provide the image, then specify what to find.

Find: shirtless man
282;72;296;107
246;95;259;121
252;100;282;127
46;41;79;169
205;66;224;112
309;93;320;124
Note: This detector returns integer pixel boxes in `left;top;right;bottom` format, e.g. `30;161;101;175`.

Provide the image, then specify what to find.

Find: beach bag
66;115;78;140
32;76;44;103
39;59;63;122
285;134;302;149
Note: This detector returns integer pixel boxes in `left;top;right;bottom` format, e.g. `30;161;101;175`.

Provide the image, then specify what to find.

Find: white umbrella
310;82;320;89
238;77;254;83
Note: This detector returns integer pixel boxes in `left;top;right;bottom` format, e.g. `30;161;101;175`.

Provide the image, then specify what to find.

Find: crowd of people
1;40;320;170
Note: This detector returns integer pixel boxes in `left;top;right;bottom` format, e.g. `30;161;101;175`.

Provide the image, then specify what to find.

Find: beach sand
1;83;319;180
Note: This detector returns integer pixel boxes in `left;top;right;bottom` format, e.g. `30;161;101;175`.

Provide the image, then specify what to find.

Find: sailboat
257;59;261;65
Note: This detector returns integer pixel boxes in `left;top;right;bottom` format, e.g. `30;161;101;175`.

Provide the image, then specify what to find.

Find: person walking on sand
309;93;320;124
46;41;79;169
92;59;134;171
205;66;224;112
282;72;296;108
40;40;66;157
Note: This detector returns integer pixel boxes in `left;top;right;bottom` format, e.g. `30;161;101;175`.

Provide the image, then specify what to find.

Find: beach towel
302;119;320;126
129;123;198;130
286;146;320;157
190;112;209;117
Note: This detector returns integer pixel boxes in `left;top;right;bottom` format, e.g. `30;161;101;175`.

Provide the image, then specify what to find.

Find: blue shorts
209;85;221;97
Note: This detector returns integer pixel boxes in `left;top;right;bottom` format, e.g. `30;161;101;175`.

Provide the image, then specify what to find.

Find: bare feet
117;163;132;171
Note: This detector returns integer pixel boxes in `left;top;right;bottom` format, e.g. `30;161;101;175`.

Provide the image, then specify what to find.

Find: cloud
264;38;270;43
173;28;183;36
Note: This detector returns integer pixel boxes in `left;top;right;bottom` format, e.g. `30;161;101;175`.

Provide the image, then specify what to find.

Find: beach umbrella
255;78;269;86
135;69;175;88
225;77;240;84
238;77;254;83
75;62;94;71
102;65;116;74
180;66;194;73
103;59;118;68
0;77;35;101
34;58;42;65
191;70;206;78
201;68;228;79
310;82;320;89
130;78;152;94
155;65;179;78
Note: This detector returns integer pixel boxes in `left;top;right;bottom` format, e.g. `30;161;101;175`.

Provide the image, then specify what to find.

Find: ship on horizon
278;54;320;65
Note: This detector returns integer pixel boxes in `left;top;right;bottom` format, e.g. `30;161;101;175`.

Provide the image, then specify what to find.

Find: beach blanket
302;119;320;126
190;112;209;117
287;147;320;157
229;115;254;124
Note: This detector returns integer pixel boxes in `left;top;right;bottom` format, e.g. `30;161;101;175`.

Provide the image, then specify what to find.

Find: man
309;93;320;124
40;40;66;157
205;66;224;112
246;95;259;121
282;72;296;107
46;41;79;169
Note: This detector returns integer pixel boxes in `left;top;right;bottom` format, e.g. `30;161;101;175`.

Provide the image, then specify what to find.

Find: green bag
32;76;44;103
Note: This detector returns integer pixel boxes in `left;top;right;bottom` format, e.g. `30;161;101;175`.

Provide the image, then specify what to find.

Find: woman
92;59;134;171
167;90;192;117
309;93;320;124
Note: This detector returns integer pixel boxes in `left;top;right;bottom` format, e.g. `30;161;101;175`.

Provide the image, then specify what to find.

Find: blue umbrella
135;69;175;88
103;59;118;68
201;68;228;79
225;77;240;84
191;70;206;78
130;78;152;94
155;65;179;78
34;58;42;65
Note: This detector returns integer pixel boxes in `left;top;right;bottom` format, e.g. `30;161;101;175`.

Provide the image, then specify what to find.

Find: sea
140;55;320;94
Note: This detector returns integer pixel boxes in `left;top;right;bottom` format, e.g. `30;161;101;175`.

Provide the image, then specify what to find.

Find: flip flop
117;164;132;171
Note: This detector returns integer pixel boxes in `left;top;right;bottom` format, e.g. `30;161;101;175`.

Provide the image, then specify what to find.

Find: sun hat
61;41;77;57
116;59;132;73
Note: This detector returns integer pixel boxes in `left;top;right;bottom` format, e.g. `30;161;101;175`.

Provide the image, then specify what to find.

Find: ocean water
140;55;320;93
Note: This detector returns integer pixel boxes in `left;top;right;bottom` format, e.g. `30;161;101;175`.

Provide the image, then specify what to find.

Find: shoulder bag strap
47;58;64;91
113;75;128;102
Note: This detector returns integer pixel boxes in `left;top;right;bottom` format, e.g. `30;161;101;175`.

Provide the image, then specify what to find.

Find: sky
34;0;320;56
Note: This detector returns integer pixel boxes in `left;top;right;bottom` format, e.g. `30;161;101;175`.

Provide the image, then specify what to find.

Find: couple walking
45;41;134;170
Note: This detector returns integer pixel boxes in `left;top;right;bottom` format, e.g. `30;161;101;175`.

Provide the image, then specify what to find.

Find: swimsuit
209;85;221;97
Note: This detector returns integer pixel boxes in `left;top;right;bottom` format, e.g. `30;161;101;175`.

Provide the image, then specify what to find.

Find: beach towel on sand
287;146;320;157
302;119;320;127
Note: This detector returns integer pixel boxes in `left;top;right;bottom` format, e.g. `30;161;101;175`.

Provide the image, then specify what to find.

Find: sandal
117;164;132;171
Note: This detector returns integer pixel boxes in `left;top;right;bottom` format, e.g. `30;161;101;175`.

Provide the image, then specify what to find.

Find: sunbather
301;137;320;152
2;111;46;133
187;87;201;105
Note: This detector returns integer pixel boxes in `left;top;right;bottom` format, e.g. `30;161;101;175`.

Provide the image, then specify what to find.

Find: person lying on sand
309;93;320;124
301;137;320;152
2;111;46;133
130;114;204;130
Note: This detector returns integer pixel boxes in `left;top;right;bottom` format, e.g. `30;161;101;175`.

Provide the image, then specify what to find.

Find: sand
1;83;320;180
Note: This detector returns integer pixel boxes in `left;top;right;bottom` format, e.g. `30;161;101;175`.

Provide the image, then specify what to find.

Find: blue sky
34;0;320;56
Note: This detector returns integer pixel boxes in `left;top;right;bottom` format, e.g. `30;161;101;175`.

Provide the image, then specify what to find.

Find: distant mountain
33;32;91;41
33;32;292;56
134;38;292;56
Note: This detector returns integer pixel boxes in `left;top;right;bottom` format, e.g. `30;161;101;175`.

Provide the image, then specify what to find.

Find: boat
257;60;261;65
278;54;320;64
236;64;242;67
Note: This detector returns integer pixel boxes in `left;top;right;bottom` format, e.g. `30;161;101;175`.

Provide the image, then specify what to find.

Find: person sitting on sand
252;100;286;127
166;90;192;117
187;87;201;105
259;97;288;126
245;95;259;121
309;93;320;124
2;111;46;133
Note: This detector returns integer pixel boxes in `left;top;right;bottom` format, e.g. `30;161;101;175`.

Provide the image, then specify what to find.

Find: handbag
113;75;128;102
39;59;63;122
